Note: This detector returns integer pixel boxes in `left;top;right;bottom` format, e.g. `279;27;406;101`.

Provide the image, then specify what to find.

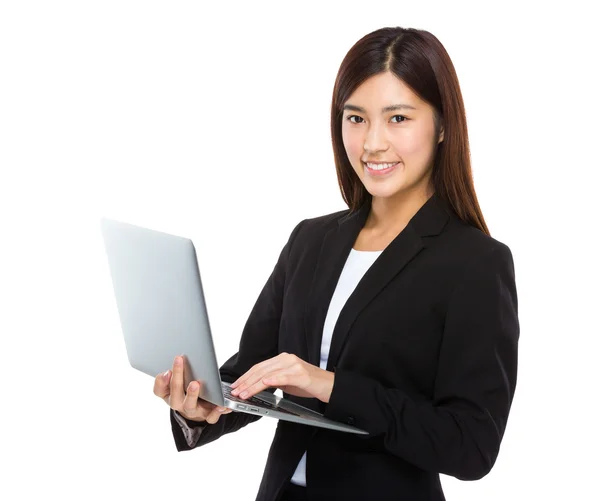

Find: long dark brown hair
331;27;490;236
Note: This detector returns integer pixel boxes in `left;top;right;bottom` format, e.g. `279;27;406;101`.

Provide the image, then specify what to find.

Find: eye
345;114;408;124
346;115;364;124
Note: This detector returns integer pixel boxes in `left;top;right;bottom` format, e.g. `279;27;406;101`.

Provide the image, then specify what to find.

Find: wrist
174;410;208;428
317;371;335;403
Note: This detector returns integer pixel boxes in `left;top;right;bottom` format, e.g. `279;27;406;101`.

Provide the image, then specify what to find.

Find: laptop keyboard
222;383;300;416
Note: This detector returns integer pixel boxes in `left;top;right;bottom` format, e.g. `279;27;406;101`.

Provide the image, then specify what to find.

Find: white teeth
365;162;398;171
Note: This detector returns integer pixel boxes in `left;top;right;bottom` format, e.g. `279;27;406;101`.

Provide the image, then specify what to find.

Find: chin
363;182;407;200
361;171;432;201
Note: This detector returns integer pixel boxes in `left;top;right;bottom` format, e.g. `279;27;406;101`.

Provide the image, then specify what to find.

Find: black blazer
170;193;519;501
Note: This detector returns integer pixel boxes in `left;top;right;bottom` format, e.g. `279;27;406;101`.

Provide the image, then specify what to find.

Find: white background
1;1;598;499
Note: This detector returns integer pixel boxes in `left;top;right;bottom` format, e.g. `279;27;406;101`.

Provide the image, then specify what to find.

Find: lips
364;162;399;170
363;161;400;176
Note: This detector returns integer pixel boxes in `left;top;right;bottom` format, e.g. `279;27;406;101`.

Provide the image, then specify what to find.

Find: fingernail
163;370;169;378
218;407;227;412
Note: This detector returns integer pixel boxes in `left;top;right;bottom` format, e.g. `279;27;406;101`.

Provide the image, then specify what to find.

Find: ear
438;125;444;144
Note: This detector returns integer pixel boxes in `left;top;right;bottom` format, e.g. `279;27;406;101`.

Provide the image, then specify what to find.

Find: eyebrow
343;103;417;113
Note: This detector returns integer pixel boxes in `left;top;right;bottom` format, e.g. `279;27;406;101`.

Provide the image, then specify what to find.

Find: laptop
100;217;368;435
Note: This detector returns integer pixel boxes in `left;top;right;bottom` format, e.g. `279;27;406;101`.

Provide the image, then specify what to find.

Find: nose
363;123;389;154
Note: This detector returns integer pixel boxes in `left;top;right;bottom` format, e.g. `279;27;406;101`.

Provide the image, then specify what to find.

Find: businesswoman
154;26;519;501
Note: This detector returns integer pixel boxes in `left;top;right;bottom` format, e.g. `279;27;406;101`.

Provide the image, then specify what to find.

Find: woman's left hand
230;353;335;403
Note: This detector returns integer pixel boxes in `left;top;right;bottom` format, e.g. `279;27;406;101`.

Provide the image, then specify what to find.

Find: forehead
344;72;423;110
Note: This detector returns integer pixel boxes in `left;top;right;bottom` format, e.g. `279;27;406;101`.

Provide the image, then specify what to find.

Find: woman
154;26;519;501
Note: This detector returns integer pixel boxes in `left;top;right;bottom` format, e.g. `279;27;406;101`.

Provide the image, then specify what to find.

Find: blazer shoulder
282;208;350;261
305;207;350;227
294;207;350;237
445;216;515;271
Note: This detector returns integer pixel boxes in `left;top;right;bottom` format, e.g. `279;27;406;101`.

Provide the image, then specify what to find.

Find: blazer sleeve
172;410;206;448
170;218;307;452
323;244;519;480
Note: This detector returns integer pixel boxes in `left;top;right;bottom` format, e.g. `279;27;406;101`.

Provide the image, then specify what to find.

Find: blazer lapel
303;199;370;368
303;192;452;371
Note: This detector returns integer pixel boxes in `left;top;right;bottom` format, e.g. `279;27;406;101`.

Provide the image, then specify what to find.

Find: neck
366;187;434;232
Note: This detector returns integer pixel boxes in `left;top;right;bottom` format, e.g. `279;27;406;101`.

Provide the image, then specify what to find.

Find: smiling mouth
363;161;400;175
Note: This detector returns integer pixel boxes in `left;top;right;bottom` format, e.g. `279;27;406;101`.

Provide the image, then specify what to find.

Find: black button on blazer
170;192;520;501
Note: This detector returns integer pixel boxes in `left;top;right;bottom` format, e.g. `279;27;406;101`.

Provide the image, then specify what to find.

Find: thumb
154;370;172;399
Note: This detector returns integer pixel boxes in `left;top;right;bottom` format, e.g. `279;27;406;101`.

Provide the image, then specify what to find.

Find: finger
182;380;201;417
231;353;288;389
231;365;261;389
237;377;272;400
232;359;286;395
233;354;294;396
169;356;185;409
205;405;229;425
262;373;285;387
153;370;171;400
243;367;300;399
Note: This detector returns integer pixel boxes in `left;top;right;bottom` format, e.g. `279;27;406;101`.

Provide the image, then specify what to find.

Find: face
341;71;444;203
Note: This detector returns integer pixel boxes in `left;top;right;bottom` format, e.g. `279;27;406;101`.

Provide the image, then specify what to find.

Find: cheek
393;125;435;157
342;127;363;161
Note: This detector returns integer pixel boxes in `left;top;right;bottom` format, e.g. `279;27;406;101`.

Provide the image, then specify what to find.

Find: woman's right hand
154;355;233;424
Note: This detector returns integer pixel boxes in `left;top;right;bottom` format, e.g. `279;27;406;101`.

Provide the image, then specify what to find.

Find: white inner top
290;248;383;486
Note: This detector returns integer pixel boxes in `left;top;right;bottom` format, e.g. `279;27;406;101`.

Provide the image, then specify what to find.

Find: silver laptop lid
100;217;225;406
